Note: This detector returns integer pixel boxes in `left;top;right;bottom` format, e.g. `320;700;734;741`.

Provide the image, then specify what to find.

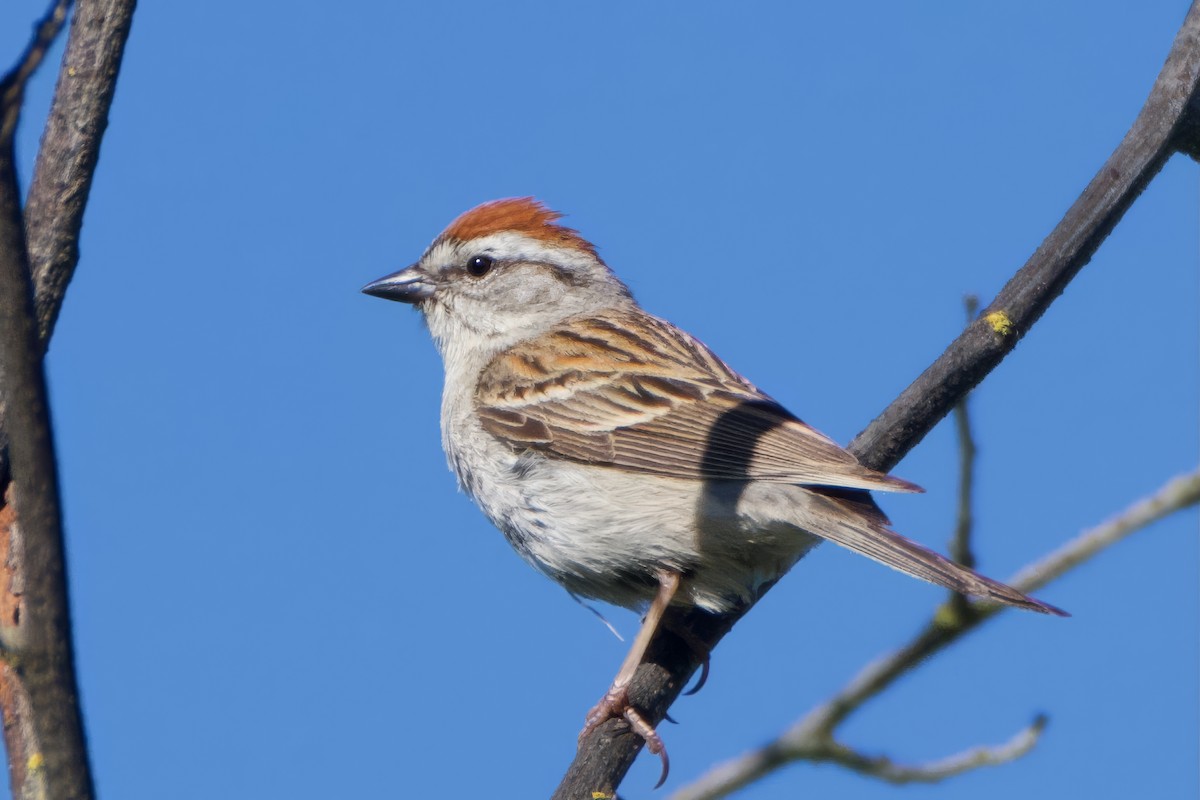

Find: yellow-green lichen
933;603;962;629
984;310;1014;337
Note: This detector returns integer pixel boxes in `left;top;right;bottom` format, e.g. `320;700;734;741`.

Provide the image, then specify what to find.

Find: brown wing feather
475;309;920;493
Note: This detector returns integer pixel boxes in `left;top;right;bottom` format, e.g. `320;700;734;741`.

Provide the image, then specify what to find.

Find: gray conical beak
361;265;435;303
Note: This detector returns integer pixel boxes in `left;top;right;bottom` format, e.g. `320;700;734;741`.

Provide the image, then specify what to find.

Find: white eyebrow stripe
424;231;602;276
462;231;601;271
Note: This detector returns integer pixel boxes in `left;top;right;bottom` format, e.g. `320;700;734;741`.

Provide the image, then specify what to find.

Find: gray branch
671;470;1200;800
851;3;1200;475
0;0;136;489
24;0;137;348
555;5;1200;797
0;0;137;796
814;716;1048;786
948;296;979;573
0;2;93;797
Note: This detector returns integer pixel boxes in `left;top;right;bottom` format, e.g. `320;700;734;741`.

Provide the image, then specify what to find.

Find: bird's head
363;198;633;359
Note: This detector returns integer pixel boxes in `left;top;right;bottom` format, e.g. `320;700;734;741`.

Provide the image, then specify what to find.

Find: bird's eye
467;255;494;277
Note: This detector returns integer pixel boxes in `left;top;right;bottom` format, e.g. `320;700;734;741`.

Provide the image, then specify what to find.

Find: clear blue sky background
1;2;1196;798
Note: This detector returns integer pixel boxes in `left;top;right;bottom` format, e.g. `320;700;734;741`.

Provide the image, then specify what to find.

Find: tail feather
807;492;1068;616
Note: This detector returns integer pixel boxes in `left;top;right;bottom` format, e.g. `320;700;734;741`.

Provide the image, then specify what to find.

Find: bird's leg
579;570;681;787
581;571;680;735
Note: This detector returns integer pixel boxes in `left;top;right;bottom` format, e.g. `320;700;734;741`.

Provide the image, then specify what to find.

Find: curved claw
662;711;678;725
682;655;710;696
579;685;672;788
624;706;670;789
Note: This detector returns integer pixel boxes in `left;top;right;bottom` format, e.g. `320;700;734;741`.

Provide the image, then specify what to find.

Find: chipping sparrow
363;198;1064;783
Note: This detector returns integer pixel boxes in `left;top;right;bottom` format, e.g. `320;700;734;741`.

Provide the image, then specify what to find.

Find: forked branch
0;0;137;797
669;470;1199;799
0;2;89;796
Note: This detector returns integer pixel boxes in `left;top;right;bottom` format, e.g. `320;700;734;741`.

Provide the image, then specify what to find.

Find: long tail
805;491;1067;616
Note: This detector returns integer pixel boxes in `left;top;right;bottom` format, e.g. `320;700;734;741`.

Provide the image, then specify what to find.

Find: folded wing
474;309;920;494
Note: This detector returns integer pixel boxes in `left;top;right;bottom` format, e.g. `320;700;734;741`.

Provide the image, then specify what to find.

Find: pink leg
579;570;681;788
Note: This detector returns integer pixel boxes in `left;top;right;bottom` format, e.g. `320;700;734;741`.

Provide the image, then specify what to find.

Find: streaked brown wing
475;309;920;493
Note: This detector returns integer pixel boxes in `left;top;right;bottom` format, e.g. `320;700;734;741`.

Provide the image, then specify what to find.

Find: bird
362;197;1065;785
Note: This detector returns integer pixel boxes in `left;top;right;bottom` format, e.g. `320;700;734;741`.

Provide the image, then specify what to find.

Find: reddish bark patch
0;503;19;628
0;500;20;628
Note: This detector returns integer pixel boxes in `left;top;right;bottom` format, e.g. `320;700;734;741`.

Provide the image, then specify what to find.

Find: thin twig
0;0;69;142
670;719;1049;797
555;7;1200;797
0;3;93;797
1002;470;1200;597
817;716;1047;786
948;296;979;572
792;714;1046;786
669;470;1199;800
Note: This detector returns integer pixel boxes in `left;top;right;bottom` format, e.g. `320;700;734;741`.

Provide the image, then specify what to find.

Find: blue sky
1;2;1196;798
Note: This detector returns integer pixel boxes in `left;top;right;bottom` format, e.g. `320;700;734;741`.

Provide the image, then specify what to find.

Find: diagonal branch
0;0;137;489
1002;470;1200;595
793;470;1200;737
24;0;138;348
851;4;1200;475
555;5;1200;797
0;0;136;796
0;2;93;797
670;470;1200;800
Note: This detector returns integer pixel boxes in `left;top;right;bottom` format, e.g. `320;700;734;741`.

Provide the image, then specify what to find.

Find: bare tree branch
0;0;137;795
0;0;136;491
859;38;1193;472
670;470;1199;800
849;4;1200;476
555;5;1200;797
1003;470;1200;596
670;725;1057;800
814;716;1048;786
676;714;1046;797
24;0;137;348
0;1;69;142
795;471;1199;735
948;296;979;573
0;3;94;797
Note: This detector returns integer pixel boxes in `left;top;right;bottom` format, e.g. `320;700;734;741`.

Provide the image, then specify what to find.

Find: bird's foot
579;683;670;789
